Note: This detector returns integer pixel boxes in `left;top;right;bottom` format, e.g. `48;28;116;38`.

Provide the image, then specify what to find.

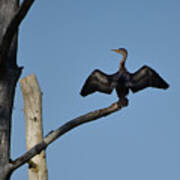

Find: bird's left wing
80;69;116;97
129;65;169;93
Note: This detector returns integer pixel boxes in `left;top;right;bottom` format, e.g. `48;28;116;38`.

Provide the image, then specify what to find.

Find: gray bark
0;0;21;179
0;0;34;179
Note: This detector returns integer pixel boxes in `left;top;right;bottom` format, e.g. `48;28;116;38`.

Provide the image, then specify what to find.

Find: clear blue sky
12;0;179;179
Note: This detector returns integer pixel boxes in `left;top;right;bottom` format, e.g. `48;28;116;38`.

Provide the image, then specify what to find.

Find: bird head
111;48;128;69
111;48;128;58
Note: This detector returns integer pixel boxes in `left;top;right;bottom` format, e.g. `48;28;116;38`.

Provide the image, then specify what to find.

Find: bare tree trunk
20;74;48;180
0;0;34;179
0;0;21;179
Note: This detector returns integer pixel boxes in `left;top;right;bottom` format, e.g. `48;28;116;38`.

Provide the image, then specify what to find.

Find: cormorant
80;48;169;104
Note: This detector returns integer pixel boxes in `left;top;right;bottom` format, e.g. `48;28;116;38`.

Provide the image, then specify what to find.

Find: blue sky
12;0;179;179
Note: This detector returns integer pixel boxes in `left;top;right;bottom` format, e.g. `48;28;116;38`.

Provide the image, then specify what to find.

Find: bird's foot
118;97;129;107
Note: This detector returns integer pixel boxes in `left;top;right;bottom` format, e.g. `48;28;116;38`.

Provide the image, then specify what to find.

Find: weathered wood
0;0;35;179
0;0;34;65
12;100;127;171
20;74;48;180
0;68;22;180
0;1;20;179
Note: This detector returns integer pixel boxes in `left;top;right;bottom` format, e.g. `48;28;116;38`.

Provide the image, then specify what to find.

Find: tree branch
0;0;34;66
10;100;127;171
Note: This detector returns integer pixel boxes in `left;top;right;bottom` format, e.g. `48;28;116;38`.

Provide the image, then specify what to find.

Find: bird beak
111;49;120;53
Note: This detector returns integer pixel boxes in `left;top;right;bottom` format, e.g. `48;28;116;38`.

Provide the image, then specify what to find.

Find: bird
80;48;169;105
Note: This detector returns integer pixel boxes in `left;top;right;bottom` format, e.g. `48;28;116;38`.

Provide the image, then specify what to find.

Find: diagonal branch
10;101;127;171
0;0;34;66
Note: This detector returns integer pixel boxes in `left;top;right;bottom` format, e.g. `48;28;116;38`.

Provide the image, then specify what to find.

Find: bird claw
118;97;128;107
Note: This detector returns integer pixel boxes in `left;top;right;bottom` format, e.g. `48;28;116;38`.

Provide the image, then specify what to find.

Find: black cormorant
80;48;169;103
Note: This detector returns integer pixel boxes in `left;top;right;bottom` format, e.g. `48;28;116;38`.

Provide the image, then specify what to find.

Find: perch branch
10;100;127;171
0;0;34;65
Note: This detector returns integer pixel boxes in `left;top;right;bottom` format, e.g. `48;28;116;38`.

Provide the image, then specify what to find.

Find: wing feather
80;69;115;96
130;65;169;93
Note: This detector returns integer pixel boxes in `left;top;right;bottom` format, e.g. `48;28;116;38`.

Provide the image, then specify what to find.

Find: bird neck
119;55;127;70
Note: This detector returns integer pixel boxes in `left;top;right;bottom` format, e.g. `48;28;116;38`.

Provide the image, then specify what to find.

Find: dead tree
0;1;127;179
20;74;48;180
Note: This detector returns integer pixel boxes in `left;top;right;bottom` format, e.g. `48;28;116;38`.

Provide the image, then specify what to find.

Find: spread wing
80;69;116;96
130;65;169;93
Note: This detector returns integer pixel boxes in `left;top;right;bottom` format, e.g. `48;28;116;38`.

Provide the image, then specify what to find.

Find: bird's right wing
80;69;115;97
